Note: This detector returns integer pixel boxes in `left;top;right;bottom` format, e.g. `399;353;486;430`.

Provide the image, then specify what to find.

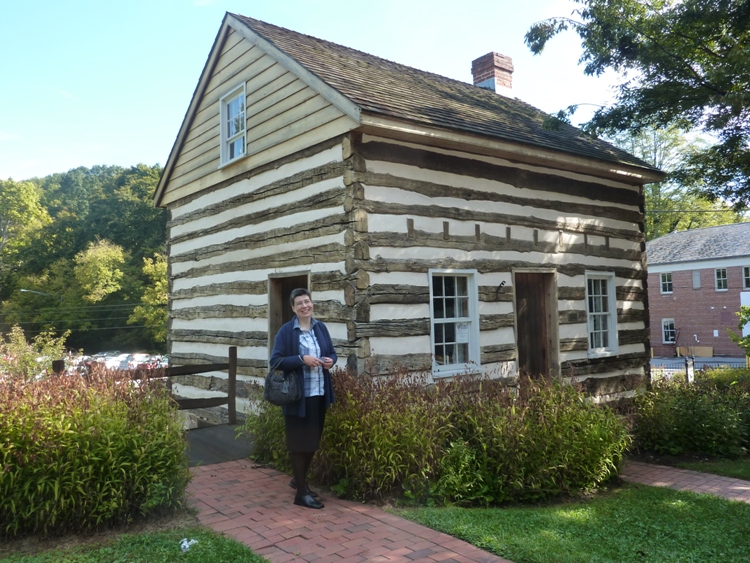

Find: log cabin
154;13;664;411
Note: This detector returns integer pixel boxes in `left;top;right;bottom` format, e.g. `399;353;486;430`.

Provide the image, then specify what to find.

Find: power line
645;209;744;213
16;325;155;335
8;303;166;313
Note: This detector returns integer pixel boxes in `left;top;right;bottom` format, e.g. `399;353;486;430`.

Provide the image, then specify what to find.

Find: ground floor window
585;271;618;356
744;266;750;290
662;318;676;344
429;269;480;375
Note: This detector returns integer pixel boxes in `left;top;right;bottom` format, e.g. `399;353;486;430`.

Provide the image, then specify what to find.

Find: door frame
268;271;310;356
512;268;560;378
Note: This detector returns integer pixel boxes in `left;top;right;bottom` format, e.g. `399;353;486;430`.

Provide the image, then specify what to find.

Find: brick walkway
188;460;750;562
187;460;512;563
621;461;750;504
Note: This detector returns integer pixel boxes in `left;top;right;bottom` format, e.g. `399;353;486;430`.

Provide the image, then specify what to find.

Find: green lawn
0;527;267;563
394;483;750;563
675;457;750;481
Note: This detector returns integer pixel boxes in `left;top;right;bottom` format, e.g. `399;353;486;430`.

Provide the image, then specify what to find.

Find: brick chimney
471;52;513;96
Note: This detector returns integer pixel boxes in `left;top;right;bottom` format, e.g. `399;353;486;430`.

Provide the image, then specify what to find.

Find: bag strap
268;356;283;372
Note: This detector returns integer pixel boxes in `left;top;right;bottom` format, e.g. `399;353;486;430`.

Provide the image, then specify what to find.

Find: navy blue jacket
270;317;336;417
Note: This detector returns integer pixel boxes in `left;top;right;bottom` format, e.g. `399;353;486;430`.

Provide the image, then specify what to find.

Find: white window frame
219;83;246;166
661;318;676;344
743;266;750;290
660;272;673;294
585;271;619;358
715;268;728;291
428;269;481;377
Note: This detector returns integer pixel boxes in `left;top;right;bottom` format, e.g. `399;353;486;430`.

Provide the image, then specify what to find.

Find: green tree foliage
74;240;126;303
128;253;168;343
606;127;745;239
0;179;50;275
526;0;750;206
728;305;750;355
0;164;166;352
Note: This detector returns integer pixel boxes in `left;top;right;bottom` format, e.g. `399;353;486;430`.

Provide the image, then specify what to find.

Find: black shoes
289;478;319;498
294;493;324;509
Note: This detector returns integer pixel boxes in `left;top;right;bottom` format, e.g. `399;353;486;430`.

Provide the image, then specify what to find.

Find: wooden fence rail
165;346;238;425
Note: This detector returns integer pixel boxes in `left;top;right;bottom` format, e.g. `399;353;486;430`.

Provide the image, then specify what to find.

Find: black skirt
284;395;326;453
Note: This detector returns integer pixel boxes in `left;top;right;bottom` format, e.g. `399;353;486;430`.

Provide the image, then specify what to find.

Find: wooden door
515;272;558;378
268;274;309;355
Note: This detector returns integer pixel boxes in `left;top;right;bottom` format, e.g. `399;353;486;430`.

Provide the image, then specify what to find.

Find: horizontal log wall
349;134;648;395
167;141;356;378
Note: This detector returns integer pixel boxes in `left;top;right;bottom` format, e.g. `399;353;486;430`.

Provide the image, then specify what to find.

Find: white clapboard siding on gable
161;29;356;206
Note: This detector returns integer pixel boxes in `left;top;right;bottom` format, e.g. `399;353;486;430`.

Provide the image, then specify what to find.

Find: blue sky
0;0;617;181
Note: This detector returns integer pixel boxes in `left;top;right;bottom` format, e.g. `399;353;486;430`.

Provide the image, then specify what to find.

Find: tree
74;240;126;303
0;179;50;277
128;253;168;345
606;127;746;239
526;0;750;206
1;165;166;352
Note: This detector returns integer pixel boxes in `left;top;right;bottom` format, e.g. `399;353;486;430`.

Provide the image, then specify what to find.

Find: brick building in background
647;223;750;358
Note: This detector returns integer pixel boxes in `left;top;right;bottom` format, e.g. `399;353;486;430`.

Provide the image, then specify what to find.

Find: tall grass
0;368;189;537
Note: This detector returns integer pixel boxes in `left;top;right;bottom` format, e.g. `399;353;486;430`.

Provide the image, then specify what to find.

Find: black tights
291;451;315;496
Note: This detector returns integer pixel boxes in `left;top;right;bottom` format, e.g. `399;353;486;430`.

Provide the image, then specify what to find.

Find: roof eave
358;112;665;185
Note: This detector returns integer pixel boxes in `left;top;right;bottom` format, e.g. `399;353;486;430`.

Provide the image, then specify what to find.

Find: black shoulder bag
263;357;302;406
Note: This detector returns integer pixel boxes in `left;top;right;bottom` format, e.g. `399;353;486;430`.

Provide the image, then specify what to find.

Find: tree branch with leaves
526;0;750;206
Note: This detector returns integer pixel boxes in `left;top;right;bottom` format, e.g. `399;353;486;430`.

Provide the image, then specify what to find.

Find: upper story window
429;270;480;376
744;266;750;290
715;268;728;291
585;272;618;357
660;272;673;294
661;319;676;344
692;270;701;289
220;84;246;166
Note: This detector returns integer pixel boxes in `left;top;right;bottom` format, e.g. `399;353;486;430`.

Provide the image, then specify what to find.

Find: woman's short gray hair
289;287;311;306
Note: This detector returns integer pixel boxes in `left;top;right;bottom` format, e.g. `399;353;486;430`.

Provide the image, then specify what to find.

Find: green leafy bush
439;376;630;504
316;370;450;501
0;369;189;537
242;370;630;505
633;377;748;458
0;325;70;381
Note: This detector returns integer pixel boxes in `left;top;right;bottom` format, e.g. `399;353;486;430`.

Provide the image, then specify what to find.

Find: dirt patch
0;509;200;559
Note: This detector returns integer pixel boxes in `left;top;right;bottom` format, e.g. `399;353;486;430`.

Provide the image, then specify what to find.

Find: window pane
435;324;444;344
228;138;244;159
455;343;468;363
433;276;444;297
445;322;456;343
456;277;468;297
444;276;455;297
445;297;455;318
456;296;468;317
433;298;444;319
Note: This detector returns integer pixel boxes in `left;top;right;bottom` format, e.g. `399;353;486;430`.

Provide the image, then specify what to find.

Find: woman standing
270;288;336;509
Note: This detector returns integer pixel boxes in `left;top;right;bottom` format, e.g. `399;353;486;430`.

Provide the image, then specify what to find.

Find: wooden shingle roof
232;14;661;174
646;222;750;265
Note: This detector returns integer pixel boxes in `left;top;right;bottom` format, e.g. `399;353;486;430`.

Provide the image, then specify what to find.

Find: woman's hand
301;355;334;369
